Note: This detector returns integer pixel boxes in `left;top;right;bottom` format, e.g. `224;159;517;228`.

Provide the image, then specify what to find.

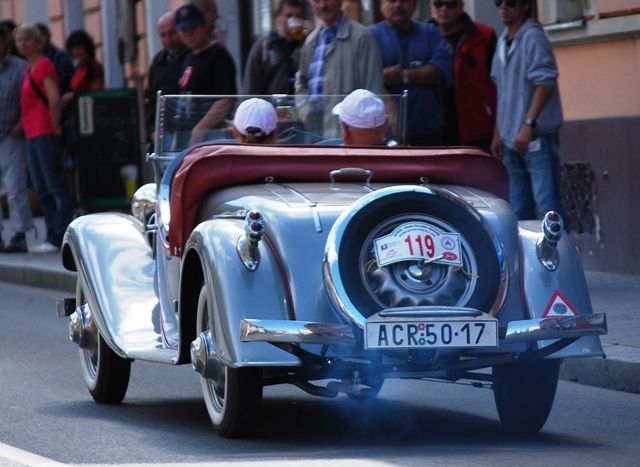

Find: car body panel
62;214;177;363
61;176;605;365
58;93;608;436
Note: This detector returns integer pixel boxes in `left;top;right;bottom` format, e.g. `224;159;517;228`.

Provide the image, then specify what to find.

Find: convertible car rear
56;95;606;438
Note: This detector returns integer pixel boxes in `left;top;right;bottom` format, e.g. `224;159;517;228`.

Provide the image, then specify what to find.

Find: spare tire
324;186;502;328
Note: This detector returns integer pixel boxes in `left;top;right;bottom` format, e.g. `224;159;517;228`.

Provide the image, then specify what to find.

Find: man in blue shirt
370;0;453;146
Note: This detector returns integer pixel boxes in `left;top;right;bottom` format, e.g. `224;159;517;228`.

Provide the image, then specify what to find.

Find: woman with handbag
14;23;73;253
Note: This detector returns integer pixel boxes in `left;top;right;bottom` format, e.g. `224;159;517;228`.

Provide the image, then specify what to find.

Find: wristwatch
402;69;409;85
524;116;537;128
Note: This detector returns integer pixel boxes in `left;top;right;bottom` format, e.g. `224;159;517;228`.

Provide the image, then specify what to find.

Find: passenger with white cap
332;89;388;146
232;98;278;144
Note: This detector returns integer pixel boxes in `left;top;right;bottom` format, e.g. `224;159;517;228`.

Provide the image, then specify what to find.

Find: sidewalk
0;219;638;394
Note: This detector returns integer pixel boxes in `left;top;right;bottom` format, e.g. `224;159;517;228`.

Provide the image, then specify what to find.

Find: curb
560;344;640;394
0;260;76;294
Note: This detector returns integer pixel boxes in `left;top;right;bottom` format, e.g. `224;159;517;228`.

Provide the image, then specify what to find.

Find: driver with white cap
332;89;389;146
232;97;278;144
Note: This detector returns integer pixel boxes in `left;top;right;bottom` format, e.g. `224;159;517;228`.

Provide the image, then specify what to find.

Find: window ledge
545;14;640;46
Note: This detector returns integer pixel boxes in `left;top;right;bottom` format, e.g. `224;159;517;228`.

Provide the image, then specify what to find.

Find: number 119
404;234;435;258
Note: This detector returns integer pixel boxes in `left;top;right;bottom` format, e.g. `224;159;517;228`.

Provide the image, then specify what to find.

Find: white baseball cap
332;89;387;129
233;98;277;136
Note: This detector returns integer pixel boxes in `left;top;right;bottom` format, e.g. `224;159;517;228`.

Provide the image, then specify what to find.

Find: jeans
502;132;565;221
0;134;34;235
25;135;74;247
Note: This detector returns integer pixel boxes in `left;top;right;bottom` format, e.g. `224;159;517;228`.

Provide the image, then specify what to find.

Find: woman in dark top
62;29;104;107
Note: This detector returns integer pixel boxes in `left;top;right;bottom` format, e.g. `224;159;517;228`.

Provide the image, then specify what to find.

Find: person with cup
243;0;307;95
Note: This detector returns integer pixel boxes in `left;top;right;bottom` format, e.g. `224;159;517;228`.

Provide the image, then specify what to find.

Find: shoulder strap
28;68;49;108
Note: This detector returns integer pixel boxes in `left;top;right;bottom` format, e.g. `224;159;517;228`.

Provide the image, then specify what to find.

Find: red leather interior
169;144;509;255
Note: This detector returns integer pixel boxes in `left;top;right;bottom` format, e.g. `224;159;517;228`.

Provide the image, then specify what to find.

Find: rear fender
179;219;299;368
519;222;605;358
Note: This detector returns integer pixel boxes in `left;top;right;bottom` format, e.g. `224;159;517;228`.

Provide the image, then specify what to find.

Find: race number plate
364;318;498;349
373;222;462;267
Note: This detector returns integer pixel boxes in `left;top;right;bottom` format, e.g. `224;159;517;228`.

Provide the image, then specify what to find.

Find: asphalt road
1;283;638;466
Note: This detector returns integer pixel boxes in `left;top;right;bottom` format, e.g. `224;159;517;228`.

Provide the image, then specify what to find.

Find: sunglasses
494;0;519;6
433;1;460;9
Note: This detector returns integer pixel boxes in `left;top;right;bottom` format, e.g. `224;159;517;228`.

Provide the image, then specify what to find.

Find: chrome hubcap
360;215;478;309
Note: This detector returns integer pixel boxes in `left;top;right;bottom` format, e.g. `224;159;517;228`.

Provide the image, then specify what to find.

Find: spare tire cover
324;186;502;328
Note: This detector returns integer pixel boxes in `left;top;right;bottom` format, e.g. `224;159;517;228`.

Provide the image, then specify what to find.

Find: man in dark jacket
243;0;306;95
431;0;497;153
145;10;188;144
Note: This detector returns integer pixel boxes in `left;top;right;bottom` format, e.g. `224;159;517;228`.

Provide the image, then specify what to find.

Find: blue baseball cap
175;4;205;31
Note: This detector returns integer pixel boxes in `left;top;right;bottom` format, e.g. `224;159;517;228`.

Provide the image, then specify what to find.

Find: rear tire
76;279;131;403
493;359;560;433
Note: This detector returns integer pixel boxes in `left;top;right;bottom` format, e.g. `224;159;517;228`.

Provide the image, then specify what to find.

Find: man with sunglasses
430;0;497;153
369;0;452;146
490;0;564;221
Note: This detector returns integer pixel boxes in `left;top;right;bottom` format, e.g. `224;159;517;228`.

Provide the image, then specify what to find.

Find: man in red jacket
431;0;497;153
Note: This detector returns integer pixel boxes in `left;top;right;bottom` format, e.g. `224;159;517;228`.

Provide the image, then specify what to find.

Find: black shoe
2;233;27;253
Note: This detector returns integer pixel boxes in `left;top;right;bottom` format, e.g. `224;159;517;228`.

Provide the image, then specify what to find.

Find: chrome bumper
503;313;607;344
240;312;607;348
240;319;356;347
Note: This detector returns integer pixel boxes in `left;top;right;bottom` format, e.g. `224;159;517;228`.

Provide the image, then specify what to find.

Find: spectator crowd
0;0;564;254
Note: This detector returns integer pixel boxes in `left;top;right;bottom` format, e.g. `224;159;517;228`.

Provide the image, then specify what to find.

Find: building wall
555;38;640;120
541;1;640;273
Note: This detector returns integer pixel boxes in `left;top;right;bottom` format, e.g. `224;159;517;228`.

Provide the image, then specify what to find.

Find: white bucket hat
234;98;277;136
332;89;387;129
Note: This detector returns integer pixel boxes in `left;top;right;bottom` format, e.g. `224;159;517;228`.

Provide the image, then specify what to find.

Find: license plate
365;319;498;349
373;222;462;268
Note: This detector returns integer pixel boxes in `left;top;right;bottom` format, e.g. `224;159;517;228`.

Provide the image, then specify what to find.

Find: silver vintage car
57;94;607;438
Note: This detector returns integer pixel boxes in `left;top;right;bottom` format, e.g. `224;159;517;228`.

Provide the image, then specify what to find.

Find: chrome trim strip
503;313;607;344
262;183;323;232
262;182;317;207
311;206;323;233
378;306;483;318
240;319;356;347
281;184;318;207
280;183;323;232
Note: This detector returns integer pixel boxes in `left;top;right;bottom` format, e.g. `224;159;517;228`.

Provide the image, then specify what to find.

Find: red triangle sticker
542;290;579;317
